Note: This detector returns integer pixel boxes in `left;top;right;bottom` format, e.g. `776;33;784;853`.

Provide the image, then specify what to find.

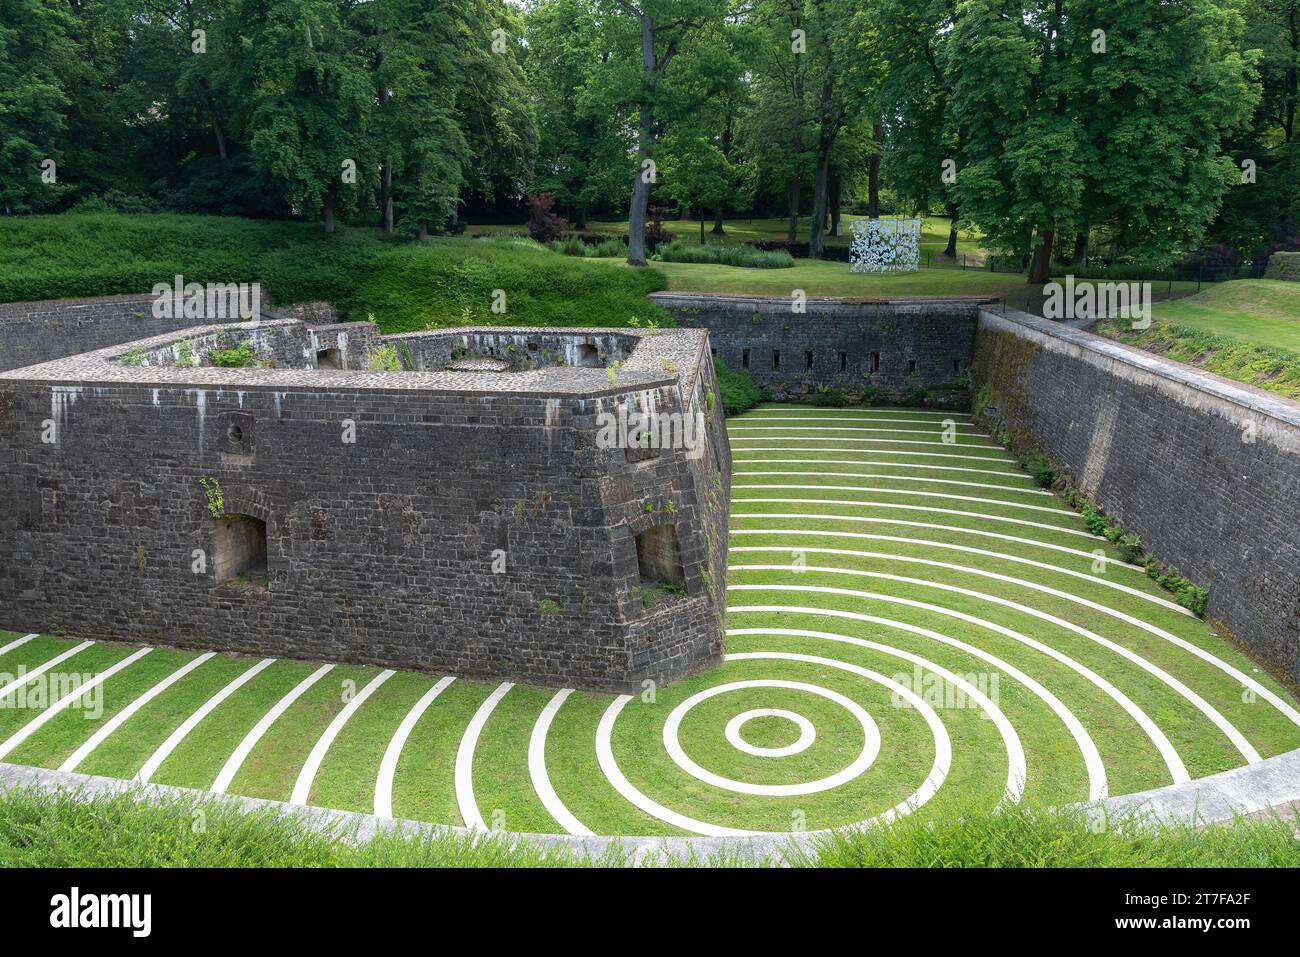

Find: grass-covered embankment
1;786;1295;867
0;214;667;332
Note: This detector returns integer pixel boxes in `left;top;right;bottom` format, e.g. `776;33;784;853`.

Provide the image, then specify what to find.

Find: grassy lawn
1098;279;1300;402
1;405;1296;839
469;214;986;251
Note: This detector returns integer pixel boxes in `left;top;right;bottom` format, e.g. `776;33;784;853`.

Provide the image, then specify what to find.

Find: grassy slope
1098;279;1300;401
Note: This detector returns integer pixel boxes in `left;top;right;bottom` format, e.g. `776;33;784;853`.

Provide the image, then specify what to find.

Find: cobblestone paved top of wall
0;319;711;400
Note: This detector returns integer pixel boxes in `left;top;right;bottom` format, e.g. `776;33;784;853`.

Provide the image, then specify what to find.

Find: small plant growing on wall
199;477;224;518
367;344;402;371
208;339;258;368
538;598;561;615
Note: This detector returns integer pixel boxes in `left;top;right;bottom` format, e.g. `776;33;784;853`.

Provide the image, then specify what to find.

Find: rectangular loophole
741;348;750;370
908;358;918;375
213;515;267;589
772;351;780;371
839;352;847;372
870;352;880;373
804;351;813;371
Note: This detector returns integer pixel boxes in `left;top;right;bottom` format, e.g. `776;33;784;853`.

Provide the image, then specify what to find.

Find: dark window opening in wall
908;358;918;375
316;348;341;370
870;352;881;373
576;343;600;367
635;523;685;591
711;347;717;357
772;351;780;371
839;352;848;372
741;348;750;370
953;359;962;374
213;515;267;590
804;351;813;371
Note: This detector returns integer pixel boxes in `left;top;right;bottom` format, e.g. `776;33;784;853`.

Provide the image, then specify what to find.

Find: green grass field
2;404;1296;839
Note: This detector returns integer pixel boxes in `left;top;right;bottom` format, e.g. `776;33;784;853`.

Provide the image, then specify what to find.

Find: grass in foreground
1;787;1295;867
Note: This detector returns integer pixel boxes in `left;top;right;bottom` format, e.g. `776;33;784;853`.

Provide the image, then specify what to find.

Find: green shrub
549;235;589;257
208;339;257;367
1144;557;1209;615
1020;453;1056;489
0;213;669;332
812;385;848;407
367;344;403;371
1080;504;1109;536
591;238;627;258
654;240;794;269
906;385;928;404
1116;532;1144;564
713;358;765;416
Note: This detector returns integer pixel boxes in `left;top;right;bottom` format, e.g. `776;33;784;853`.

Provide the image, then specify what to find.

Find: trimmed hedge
0;213;669;332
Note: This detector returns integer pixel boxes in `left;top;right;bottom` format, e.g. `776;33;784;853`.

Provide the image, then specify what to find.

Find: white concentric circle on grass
725;708;816;757
663;679;879;796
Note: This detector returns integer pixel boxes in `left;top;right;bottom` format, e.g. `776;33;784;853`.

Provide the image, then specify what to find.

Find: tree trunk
829;171;841;235
197;78;228;160
808;48;838;259
867;122;883;218
1072;230;1088;267
417;219;428;240
380;160;394;234
699;213;706;245
787;50;804;242
626;15;656;267
323;190;336;234
712;205;725;234
810;148;832;258
1029;229;1055;284
576;205;588;229
786;176;801;241
944;203;959;258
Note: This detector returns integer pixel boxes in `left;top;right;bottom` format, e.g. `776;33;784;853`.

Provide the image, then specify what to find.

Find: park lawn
469;214;985;251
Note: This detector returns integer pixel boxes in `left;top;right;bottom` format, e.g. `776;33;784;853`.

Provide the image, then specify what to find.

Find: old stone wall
0;321;729;692
972;307;1300;684
650;292;983;404
1265;252;1300;281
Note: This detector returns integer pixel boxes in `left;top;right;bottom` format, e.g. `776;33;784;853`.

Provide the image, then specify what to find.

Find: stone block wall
650;292;983;403
972;307;1300;684
1265;252;1300;281
0;320;730;692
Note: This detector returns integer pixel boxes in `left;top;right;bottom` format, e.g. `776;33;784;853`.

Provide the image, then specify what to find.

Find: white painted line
528;688;594;836
732;457;1034;480
731;447;1022;467
735;469;1055;495
748;407;969;420
728;583;1192;782
0;634;38;658
136;658;276;785
60;653;216;773
729;623;1104;800
454;681;513;830
729;529;1189;613
212;663;336;795
733;483;1073;515
730;512;1148;570
729;434;1005;451
374;675;455;819
0;641;95;701
733;498;1103;539
290;669;394;806
730;425;992;438
738;416;984;428
0;648;153;760
731;565;1262;765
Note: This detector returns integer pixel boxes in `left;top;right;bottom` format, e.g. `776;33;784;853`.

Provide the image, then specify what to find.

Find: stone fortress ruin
0;306;730;692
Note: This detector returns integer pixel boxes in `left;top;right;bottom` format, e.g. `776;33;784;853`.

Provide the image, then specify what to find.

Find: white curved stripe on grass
736;469;1054;495
732;447;1022;467
374;675;455;819
662;679;882;797
455;681;514;831
731;512;1147;570
730;425;992;438
729;435;1005;451
726;709;816;757
60;652;216;773
728;583;1189;783
594;653;952;835
0;640;94;701
211;663;336;795
732;565;1261;764
739;416;985;429
290;669;394;806
0;648;153;760
730;622;1102;799
730;652;953;827
596;694;764;837
738;457;1029;481
752;407;968;419
136;657;275;785
733;498;1102;539
0;634;38;657
734;483;1073;516
528;688;594;836
730;529;1189;613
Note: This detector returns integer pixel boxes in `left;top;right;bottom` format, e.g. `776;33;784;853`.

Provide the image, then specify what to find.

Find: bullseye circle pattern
725;708;816;757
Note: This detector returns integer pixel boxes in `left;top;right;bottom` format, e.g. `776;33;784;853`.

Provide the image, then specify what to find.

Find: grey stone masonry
650;292;986;403
0;318;731;692
972;306;1300;686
